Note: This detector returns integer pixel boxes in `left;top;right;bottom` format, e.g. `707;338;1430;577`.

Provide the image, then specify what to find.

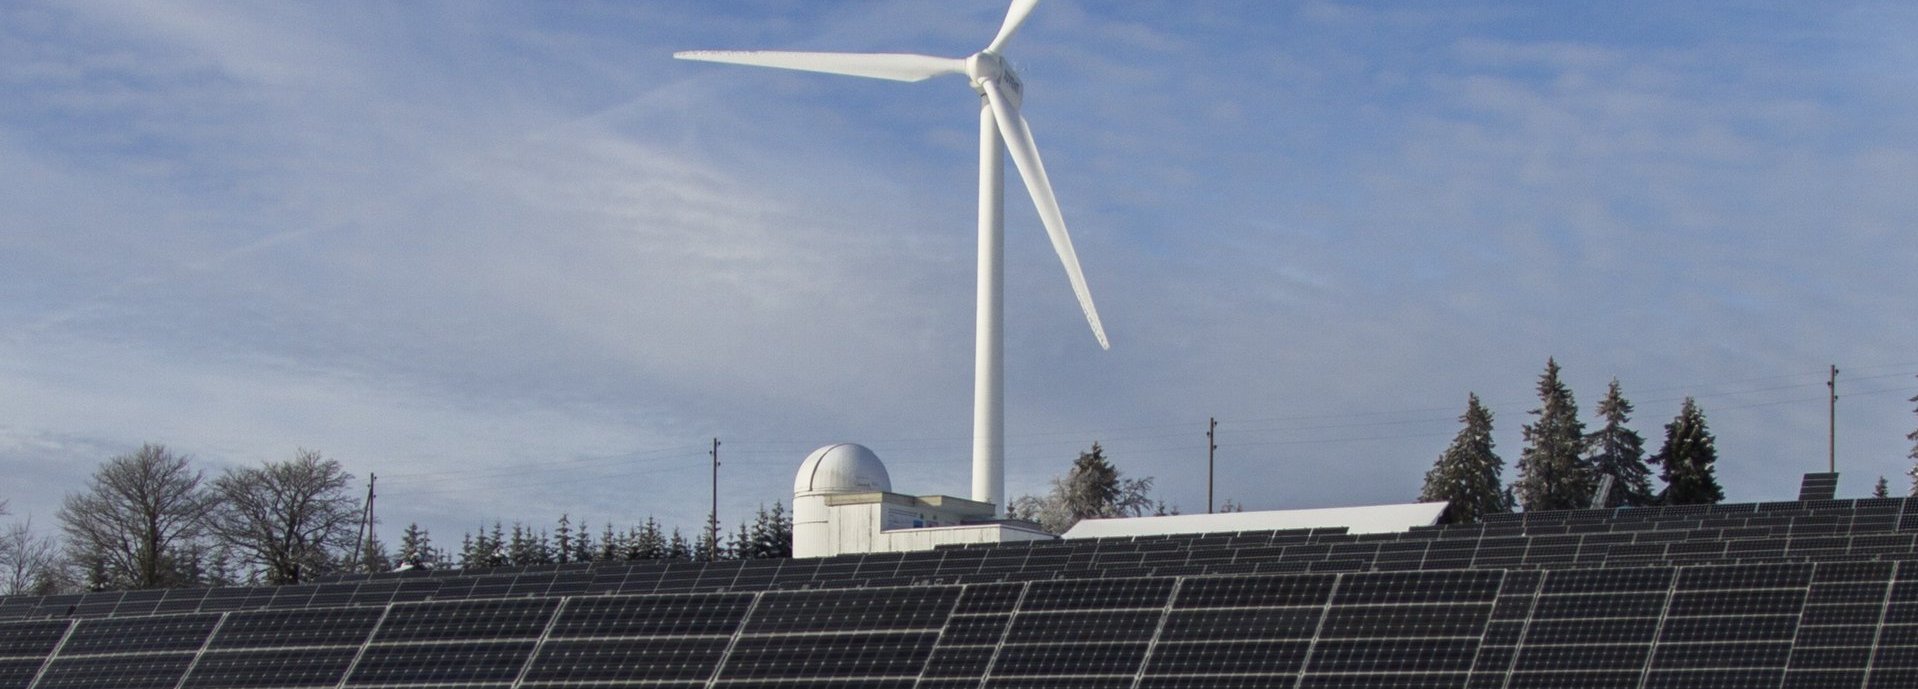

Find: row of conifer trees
391;503;794;571
1420;358;1732;523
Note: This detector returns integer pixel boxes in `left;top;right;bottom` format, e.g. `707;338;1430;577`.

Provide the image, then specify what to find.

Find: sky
3;1;1916;551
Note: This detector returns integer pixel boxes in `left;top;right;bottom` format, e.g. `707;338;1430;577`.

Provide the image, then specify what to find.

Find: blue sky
3;1;1916;547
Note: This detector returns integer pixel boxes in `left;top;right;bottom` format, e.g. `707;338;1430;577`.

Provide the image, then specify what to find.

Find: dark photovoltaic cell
180;646;361;688
1161;606;1324;640
989;641;1149;675
1318;602;1490;637
718;631;937;679
745;587;957;633
1003;610;1161;643
0;619;69;657
59;613;220;655
1174;573;1336;608
1143;639;1310;674
1800;473;1840;501
0;658;48;688
550;591;752;637
344;640;538;685
521;637;729;683
34;653;196;689
1020;578;1175;611
206;606;384;649
922;644;997;677
939;613;1012;645
370;597;559;643
954;582;1024;614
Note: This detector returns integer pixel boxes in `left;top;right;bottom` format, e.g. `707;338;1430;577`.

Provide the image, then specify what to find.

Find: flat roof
1060;501;1450;539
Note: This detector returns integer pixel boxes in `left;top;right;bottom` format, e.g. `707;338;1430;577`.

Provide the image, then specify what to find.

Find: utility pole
710;438;721;562
1207;417;1218;514
355;473;377;573
1828;365;1839;473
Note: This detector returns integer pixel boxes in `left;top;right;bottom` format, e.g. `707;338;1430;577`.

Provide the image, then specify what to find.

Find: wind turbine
676;0;1106;515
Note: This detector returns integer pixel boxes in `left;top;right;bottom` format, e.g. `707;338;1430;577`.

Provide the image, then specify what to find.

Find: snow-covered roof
1060;501;1449;539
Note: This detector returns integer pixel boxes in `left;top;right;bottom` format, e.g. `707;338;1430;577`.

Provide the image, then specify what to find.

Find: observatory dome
795;443;892;494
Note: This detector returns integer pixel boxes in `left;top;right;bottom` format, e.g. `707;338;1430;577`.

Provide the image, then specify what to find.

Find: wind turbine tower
677;0;1107;515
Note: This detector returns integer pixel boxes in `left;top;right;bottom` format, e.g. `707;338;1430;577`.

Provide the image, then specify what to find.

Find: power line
370;364;1918;496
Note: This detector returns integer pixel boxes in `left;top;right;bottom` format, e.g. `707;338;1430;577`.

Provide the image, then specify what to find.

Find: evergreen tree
747;502;794;559
487;522;507;566
1908;385;1918;496
599;522;619;562
1514;358;1592;511
397;523;435;569
507;523;531;566
570;523;594;564
554;514;573;565
1583;379;1654;507
458;532;476;568
358;532;392;573
1063;443;1121;520
1875;476;1890;499
1419;393;1512;523
1649;397;1725;505
666;529;691;560
625;529;648;560
1008;443;1156;533
730;520;751;560
632;518;665;560
530;529;554;565
693;518;718;562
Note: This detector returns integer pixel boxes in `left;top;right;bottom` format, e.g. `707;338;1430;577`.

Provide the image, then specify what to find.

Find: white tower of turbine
677;0;1107;514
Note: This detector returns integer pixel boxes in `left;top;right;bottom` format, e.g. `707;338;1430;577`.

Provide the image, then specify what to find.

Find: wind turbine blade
673;50;965;82
980;79;1109;350
985;0;1041;54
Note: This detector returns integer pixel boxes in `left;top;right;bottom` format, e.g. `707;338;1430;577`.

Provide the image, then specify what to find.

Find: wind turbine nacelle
966;53;1022;106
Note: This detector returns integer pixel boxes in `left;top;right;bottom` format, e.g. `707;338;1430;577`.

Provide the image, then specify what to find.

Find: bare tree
1;517;70;595
211;449;361;585
3;507;73;595
58;444;218;589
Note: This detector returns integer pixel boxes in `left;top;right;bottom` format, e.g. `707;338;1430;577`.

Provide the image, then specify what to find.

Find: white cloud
3;1;1916;546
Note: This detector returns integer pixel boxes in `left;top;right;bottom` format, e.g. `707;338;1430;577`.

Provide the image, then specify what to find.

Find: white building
791;443;1052;558
791;442;1450;559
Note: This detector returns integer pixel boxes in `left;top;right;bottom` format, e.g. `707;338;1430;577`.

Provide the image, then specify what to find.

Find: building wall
794;491;1051;558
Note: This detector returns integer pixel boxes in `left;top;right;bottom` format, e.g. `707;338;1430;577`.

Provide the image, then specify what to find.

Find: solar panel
0;619;69;657
60;613;221;655
718;630;937;678
522;637;729;683
370;598;560;643
344;640;538;685
180;646;362;688
10;497;1918;688
207;607;384;649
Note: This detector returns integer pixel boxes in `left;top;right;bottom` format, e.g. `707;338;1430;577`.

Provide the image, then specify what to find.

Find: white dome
795;443;892;494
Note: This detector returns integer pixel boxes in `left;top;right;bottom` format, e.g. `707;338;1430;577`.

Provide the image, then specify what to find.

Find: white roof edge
1060;501;1450;540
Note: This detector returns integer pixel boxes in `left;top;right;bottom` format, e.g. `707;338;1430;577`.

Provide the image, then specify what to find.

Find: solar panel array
3;496;1917;689
1801;473;1842;501
7;561;1918;688
5;497;1913;623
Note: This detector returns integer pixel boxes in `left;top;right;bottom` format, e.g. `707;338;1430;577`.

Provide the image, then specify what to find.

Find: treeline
1421;358;1788;523
0;445;366;594
0;444;791;596
7;368;1913;592
418;504;794;571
